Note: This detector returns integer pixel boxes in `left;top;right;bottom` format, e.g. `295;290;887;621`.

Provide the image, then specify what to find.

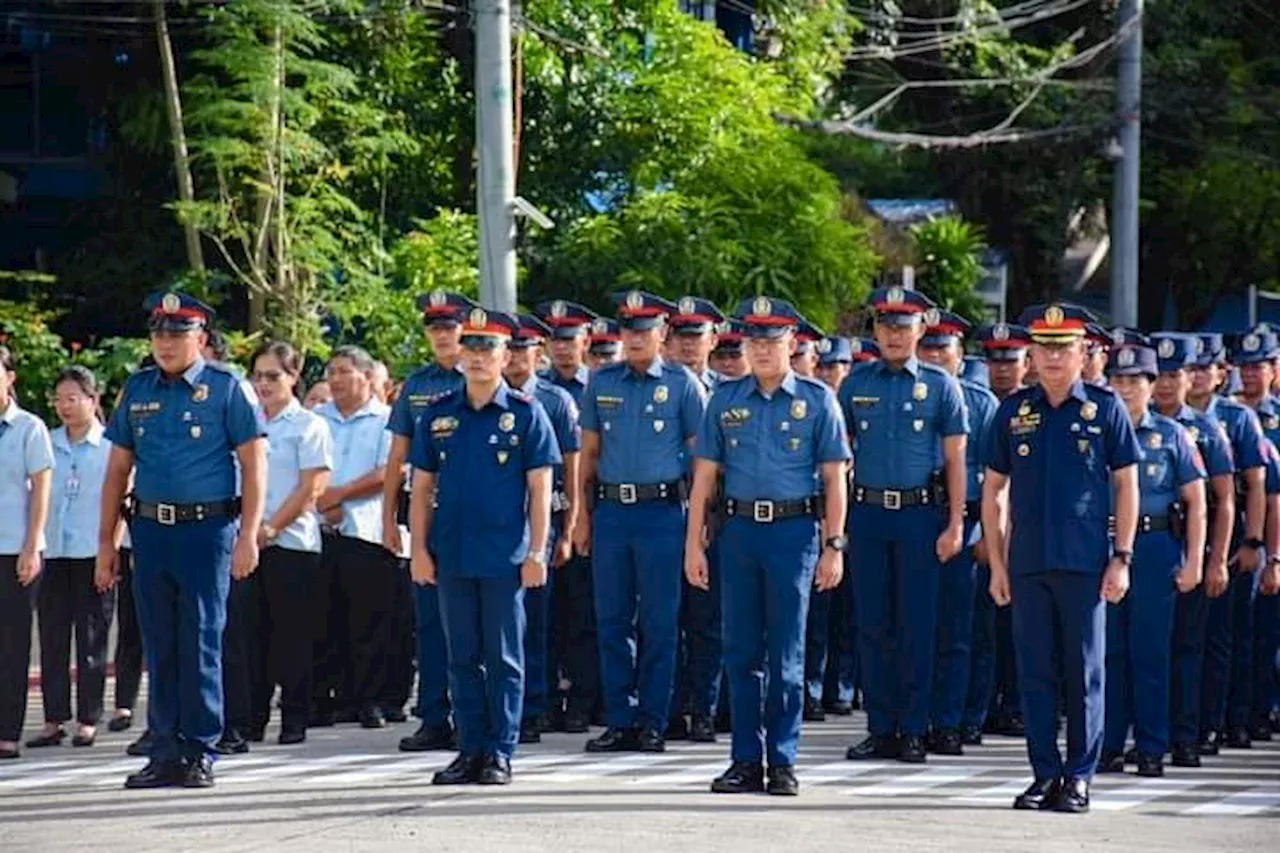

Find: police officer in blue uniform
505;314;582;743
791;318;823;378
99;292;266;789
1082;324;1112;387
388;290;475;751
984;302;1141;814
710;321;750;380
1098;344;1207;778
840;287;968;765
1150;332;1237;767
587;318;623;369
687;296;851;796
578;291;707;753
409;308;560;785
918;309;998;756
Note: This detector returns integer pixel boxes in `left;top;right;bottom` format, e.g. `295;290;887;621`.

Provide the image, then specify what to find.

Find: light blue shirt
0;398;55;555
45;422;112;560
316;396;391;545
265;399;334;553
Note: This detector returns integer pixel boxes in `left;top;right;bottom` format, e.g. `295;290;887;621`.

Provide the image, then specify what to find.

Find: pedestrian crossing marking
844;767;982;797
949;780;1034;805
522;753;686;782
1090;778;1208;811
624;761;731;786
1183;787;1280;816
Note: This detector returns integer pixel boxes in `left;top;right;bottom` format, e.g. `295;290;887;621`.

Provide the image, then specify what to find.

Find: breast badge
654;385;669;404
913;382;928;401
790;399;807;420
499;412;516;432
192;384;209;403
1080;401;1097;421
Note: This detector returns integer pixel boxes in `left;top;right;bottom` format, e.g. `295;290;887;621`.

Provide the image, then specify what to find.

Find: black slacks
255;546;322;730
36;557;115;725
313;535;398;711
0;555;34;742
113;548;145;711
222;572;263;735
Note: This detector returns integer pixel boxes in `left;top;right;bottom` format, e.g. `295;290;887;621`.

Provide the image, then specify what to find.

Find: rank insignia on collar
1080;401;1097;421
913;382;928;401
654;385;669;404
498;412;516;432
192;384;209;403
790;399;807;420
1147;432;1162;449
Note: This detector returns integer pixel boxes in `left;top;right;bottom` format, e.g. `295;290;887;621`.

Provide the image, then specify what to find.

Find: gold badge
469;307;488;329
1078;439;1090;453
497;450;509;465
654;385;669;404
752;296;771;316
190;425;202;439
161;293;181;313
429;289;448;308
1147;432;1163;449
913;382;928;401
192;384;209;403
498;412;515;432
790;399;807;420
1017;400;1031;417
653;419;665;433
1017;442;1030;457
788;437;801;451
1080;401;1097;421
1044;304;1065;327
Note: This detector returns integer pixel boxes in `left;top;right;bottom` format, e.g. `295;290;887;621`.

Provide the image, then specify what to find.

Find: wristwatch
1243;537;1266;550
1113;549;1133;566
261;524;278;542
825;535;849;553
528;551;548;566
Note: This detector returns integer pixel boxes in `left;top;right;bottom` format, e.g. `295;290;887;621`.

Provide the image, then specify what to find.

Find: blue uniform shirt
542;365;591;408
315;397;391;544
410;383;561;578
580;357;707;485
264;399;334;553
515;374;581;500
989;381;1141;575
388;362;465;439
1132;412;1206;518
959;378;998;502
1201;396;1267;473
696;372;850;501
105;358;264;505
45;422;112;560
1163;404;1234;479
838;356;968;490
0;399;55;555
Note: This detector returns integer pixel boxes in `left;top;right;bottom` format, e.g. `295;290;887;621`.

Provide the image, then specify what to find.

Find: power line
848;0;1063;28
780;115;1100;148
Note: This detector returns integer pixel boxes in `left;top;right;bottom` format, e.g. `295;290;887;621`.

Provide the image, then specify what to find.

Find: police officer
0;345;53;761
387;290;474;751
1149;332;1237;767
790;318;822;378
840;287;968;765
984;302;1140;814
505;314;582;743
410;308;560;785
1098;344;1206;778
578;291;707;753
687;296;850;796
1082;324;1111;386
918;310;998;756
587;318;623;369
710;321;750;380
99;292;266;788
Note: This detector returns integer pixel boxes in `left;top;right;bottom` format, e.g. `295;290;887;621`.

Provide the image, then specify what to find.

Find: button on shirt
388;362;465;439
696;373;850;501
410;383;561;578
542;365;591;408
580;358;707;485
105;358;264;504
264;399;334;553
316;397;391;545
838;356;968;490
0;399;55;555
45;422;111;560
1164;404;1234;480
515;375;581;498
960;378;998;502
1132;411;1206;518
988;381;1141;575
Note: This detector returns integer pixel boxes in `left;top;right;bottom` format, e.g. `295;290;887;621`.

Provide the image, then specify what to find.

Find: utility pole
474;0;517;312
1110;0;1142;328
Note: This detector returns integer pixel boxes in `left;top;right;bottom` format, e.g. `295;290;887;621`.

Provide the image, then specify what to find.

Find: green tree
909;215;988;322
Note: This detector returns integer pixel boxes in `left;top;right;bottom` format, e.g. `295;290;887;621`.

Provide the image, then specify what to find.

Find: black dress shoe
999;713;1026;737
929;729;964;756
766;764;799;796
1198;731;1221;756
824;700;854;717
803;696;826;723
383;706;409;724
636;727;666;753
124;759;185;790
247;727;266;743
519;718;542;744
1097;749;1125;773
71;732;96;748
1248;721;1273;742
1226;726;1252;749
1055;777;1090;813
359;706;386;729
710;760;764;794
478;754;512;785
1135;752;1164;777
25;729;66;748
664;715;689;741
585;727;637;753
846;734;900;760
432;753;482;785
897;735;927;764
183;755;216;788
108;715;133;733
1123;746;1139;764
214;733;249;755
562;709;590;734
1012;777;1061;811
961;726;983;746
278;728;307;746
688;714;717;743
399;722;456;752
1170;743;1201;768
0;746;18;760
126;730;154;757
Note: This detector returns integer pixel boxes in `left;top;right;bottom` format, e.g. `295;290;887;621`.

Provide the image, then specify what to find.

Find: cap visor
618;316;664;331
875;312;921;328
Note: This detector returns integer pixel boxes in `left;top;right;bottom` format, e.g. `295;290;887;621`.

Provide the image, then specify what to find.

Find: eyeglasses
251;370;285;382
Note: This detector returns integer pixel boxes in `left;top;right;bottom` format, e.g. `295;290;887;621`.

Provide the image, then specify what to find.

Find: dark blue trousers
1011;571;1105;782
720;515;818;766
414;577;451;727
964;561;996;731
522;519;561;722
591;500;684;731
1202;569;1257;733
672;538;723;717
131;516;235;762
805;569;856;705
437;573;525;760
1170;587;1210;748
554;552;599;717
931;519;979;732
1251;586;1279;728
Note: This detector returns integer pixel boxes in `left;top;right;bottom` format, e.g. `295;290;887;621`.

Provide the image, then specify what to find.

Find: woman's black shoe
107;714;133;733
25;729;66;748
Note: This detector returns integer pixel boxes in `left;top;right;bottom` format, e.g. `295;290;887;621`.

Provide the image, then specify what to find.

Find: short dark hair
206;329;230;361
250;340;303;378
53;364;101;398
328;345;375;373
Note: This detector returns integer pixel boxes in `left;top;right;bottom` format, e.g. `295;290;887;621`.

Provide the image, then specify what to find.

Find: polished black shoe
960;726;983;746
247;727;266;743
1055;777;1090;813
897;735;927;764
803;696;826;723
585;727;637;753
824;699;854;717
399;722;456;752
1097;749;1125;773
562;709;591;734
1198;731;1222;756
688;714;717;743
214;732;249;755
25;729;66;748
1226;726;1252;749
359;705;386;729
478;754;512;785
1135;752;1164;777
71;731;96;748
928;729;963;756
636;727;666;753
383;706;409;724
124;759;185;790
1248;721;1274;742
1012;777;1061;811
183;755;216;788
1123;746;1139;765
1170;743;1201;768
664;715;689;741
998;713;1026;737
432;753;482;785
126;730;154;757
519;718;542;744
278;728;307;746
0;746;18;760
846;734;899;760
710;761;764;794
766;764;799;796
107;714;134;733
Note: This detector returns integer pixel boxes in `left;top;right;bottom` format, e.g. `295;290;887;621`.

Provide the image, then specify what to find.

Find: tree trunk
249;22;284;335
154;0;204;272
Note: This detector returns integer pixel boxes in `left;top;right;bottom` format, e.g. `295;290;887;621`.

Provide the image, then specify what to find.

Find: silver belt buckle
753;501;775;523
156;503;177;526
619;484;638;505
882;490;902;511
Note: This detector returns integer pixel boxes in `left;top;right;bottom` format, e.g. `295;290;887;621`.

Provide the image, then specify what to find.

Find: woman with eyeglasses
28;366;121;750
0;346;55;759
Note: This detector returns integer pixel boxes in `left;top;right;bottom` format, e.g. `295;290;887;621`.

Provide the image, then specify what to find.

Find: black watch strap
1113;549;1133;565
1244;537;1266;550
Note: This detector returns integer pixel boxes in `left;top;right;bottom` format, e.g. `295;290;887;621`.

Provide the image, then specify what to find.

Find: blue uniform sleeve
679;373;708;441
1266;446;1280;495
299;415;334;471
408;409;438;472
936;375;968;437
524;404;562;470
973;393;997;456
226;378;267;447
1105;397;1142;470
579;375;600;432
813;386;852;463
1200;420;1235;478
104;383;135;450
987;398;1014;475
387;388;415;438
550;393;581;454
24;419;54;475
1232;407;1267;471
1171;424;1207;486
694;389;726;462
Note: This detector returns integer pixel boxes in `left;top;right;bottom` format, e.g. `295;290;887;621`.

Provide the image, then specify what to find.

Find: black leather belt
965;500;981;520
1109;514;1171;534
723;497;818;523
134;498;240;526
852;485;933;510
595;480;685;505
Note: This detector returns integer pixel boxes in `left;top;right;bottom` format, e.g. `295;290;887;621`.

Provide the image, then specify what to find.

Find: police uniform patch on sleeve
790;399;807;420
913;382;928;401
1080;401;1098;421
498;412;516;432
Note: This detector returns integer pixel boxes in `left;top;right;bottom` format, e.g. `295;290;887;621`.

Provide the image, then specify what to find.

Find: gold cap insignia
1117;348;1136;368
924;308;941;327
1244;333;1261;352
993;323;1010;341
887;287;905;305
161;293;181;313
752;296;771;316
678;296;697;315
469;308;488;328
592;318;610;335
1044;305;1065;327
429;289;447;308
1157;338;1175;358
625;290;644;310
550;300;567;319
